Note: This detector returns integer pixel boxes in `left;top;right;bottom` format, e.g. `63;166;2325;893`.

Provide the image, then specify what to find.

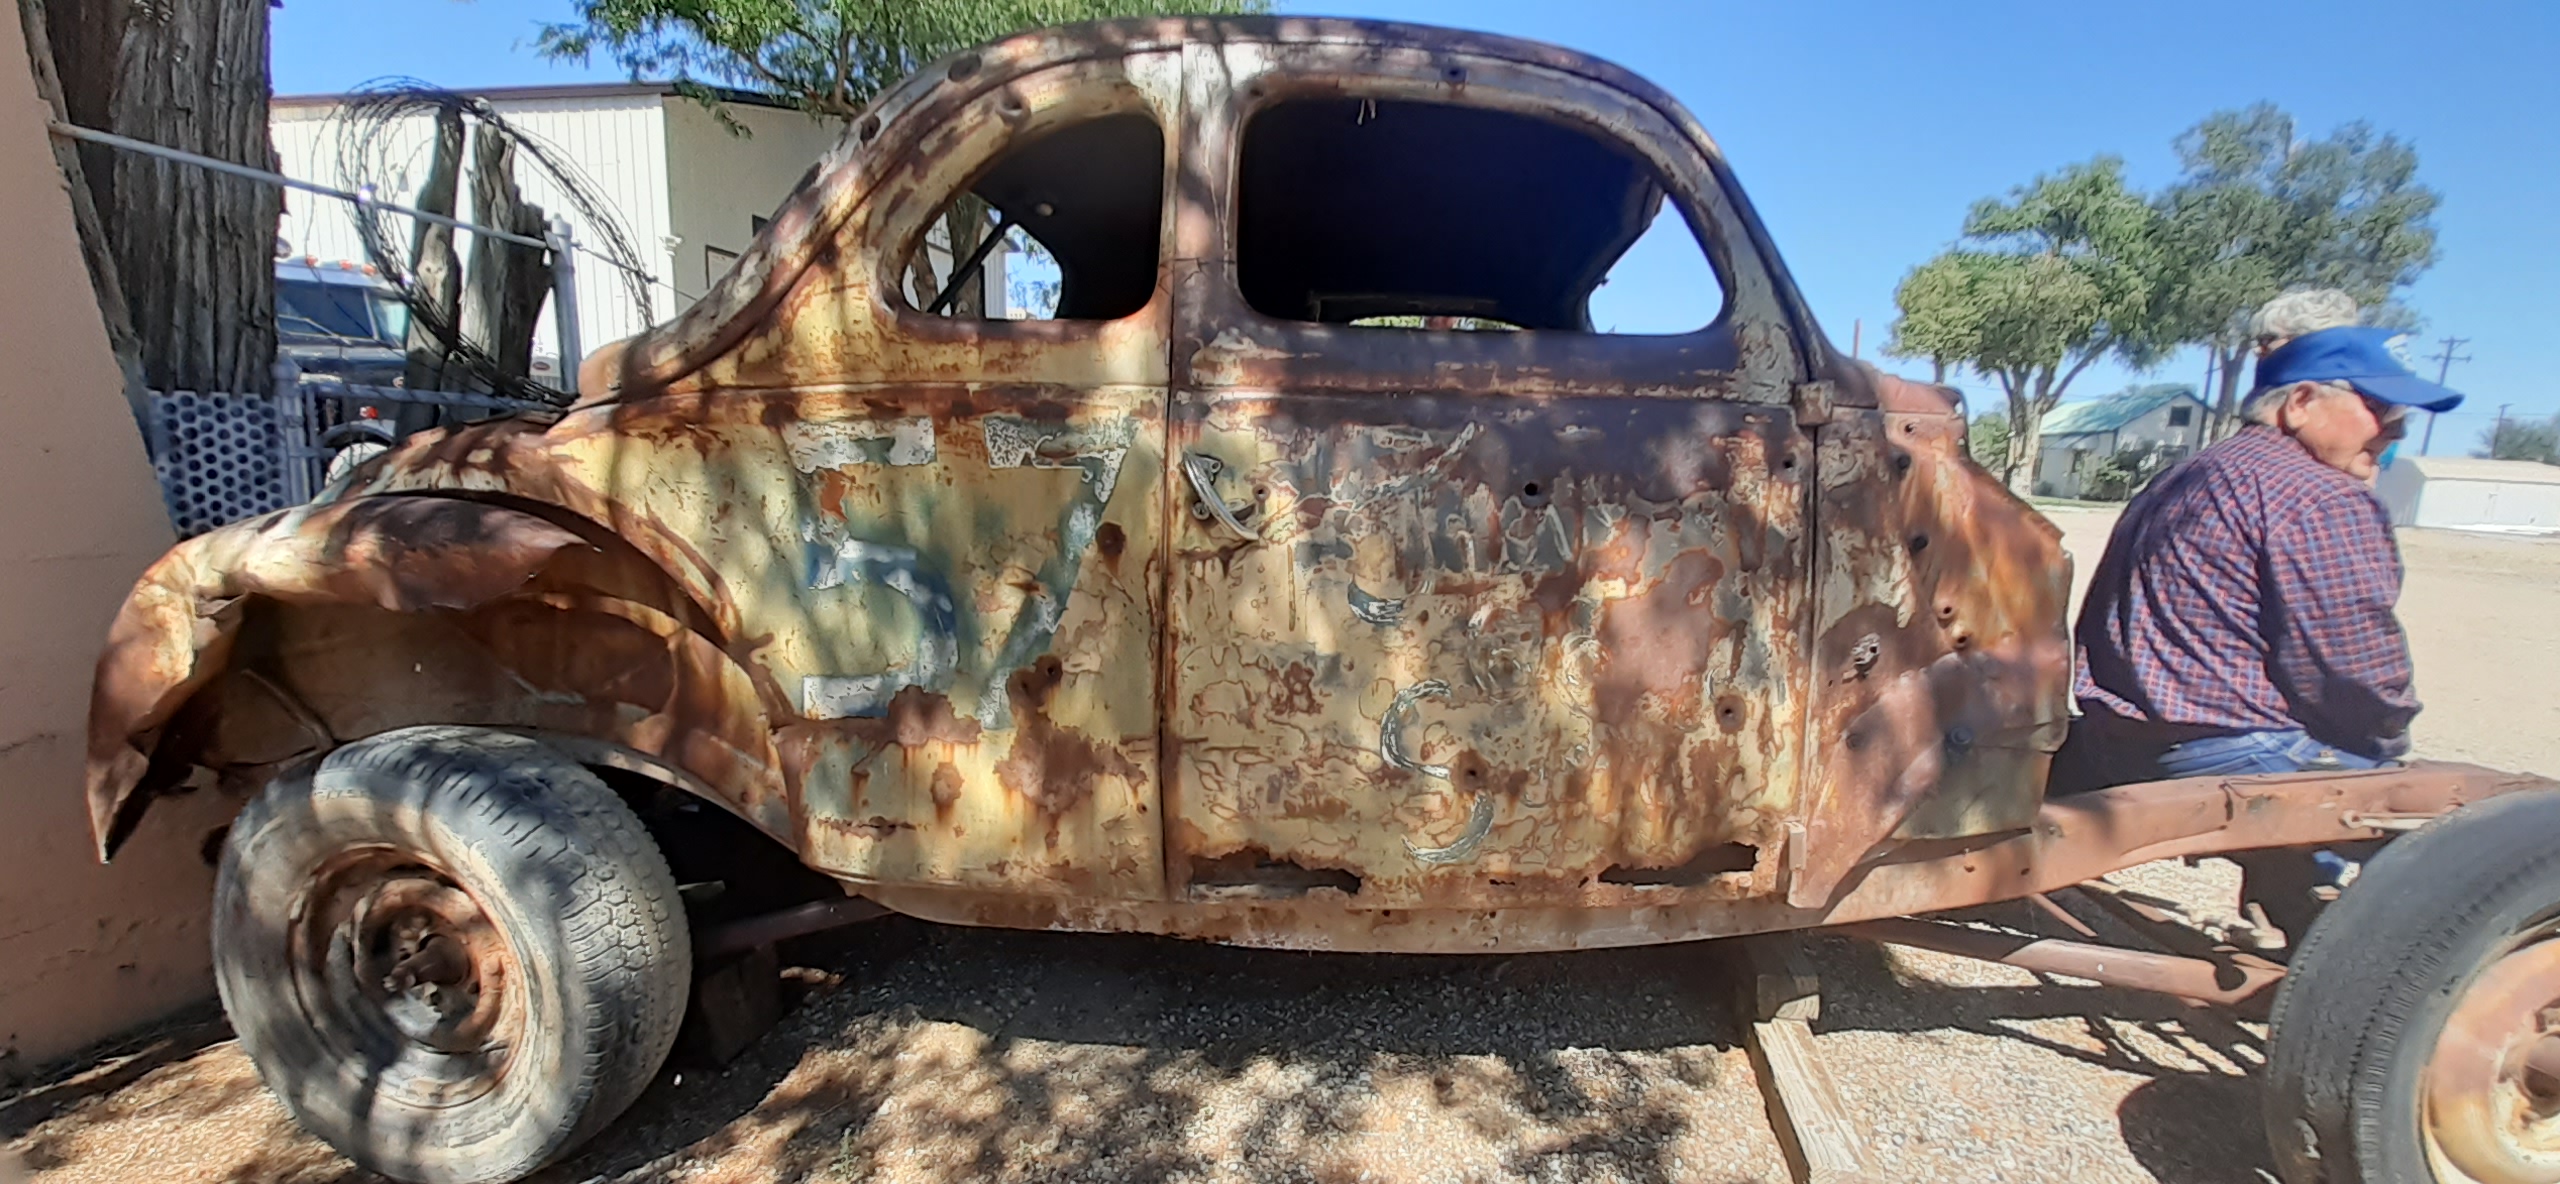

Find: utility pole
2490;403;2512;458
2420;336;2472;455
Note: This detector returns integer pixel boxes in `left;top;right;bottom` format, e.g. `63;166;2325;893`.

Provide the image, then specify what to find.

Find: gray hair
2251;288;2360;347
2245;380;2369;426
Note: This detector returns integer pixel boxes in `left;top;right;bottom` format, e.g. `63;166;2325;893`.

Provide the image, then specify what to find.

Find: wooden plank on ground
1747;1016;1877;1184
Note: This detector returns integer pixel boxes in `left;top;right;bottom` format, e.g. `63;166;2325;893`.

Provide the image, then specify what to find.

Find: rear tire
2263;789;2560;1183
214;727;691;1184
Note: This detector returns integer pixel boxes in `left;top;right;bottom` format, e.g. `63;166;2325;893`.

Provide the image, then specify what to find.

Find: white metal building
272;84;881;364
2375;456;2560;531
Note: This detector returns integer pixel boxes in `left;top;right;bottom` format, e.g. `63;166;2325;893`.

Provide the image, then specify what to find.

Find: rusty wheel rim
2426;926;2560;1184
290;846;524;1110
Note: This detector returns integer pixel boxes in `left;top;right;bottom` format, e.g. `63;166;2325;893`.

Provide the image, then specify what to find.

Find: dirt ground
7;513;2557;1184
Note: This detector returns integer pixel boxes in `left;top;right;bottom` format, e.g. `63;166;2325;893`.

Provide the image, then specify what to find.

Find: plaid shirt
2074;425;2418;759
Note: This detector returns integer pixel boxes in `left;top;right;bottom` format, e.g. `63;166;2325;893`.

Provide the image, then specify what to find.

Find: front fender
85;495;792;859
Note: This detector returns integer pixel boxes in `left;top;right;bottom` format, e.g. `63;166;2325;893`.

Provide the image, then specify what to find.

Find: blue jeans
2154;729;2388;779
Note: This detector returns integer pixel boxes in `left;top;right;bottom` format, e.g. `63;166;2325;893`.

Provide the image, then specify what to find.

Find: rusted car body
86;18;2548;958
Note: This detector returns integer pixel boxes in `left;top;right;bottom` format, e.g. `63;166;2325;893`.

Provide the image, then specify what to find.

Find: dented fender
83;495;789;858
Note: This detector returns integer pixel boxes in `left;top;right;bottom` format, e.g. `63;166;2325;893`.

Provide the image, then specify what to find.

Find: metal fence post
546;216;583;396
273;356;315;503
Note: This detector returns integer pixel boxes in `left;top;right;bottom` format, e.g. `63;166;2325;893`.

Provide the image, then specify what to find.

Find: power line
2417;335;2473;455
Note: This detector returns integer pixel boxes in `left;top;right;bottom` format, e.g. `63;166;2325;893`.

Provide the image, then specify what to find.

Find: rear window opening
899;111;1164;323
1237;97;1722;334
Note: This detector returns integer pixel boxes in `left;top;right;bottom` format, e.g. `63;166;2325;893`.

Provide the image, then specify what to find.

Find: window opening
1237;97;1722;333
900;111;1163;323
704;244;740;290
2168;405;2193;427
278;279;377;341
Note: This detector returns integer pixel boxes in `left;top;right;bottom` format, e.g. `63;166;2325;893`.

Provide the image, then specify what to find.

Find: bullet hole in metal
857;115;880;142
1901;421;1919;435
1909;534;1929;554
1443;65;1467;84
1850;632;1882;676
1937;602;1958;623
1952;630;1973;650
947;53;981;81
1892;452;1913;474
1714;694;1745;733
1944;725;1976;755
1521;480;1549;505
1781;456;1798;471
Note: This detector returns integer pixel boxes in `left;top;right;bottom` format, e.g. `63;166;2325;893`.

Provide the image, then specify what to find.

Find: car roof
596;16;1720;403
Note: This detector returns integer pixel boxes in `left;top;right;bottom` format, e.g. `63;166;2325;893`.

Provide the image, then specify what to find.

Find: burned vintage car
84;18;2560;1184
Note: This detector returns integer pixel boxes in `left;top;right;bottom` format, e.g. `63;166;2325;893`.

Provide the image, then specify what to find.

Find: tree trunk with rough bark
2208;338;2250;442
403;106;464;392
41;0;279;397
460;125;548;390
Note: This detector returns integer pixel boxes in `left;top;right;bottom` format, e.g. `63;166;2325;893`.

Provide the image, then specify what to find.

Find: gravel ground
7;519;2556;1184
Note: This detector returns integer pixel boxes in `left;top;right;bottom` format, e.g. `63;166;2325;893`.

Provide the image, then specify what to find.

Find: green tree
1965;410;2011;472
1887;159;2167;495
2154;104;2440;436
539;0;1266;121
2480;415;2560;466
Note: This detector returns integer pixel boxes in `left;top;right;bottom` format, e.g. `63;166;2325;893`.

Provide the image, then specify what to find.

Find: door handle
1182;451;1256;537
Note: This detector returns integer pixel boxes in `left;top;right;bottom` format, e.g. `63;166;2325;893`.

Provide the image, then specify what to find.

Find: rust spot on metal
847;686;984;749
995;656;1140;818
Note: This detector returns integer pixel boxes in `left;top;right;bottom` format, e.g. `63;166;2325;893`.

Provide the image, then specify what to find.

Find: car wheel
214;727;691;1184
2264;789;2560;1183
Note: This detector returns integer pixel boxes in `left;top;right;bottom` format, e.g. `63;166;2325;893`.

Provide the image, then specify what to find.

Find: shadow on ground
1795;898;2277;1184
11;899;2283;1184
524;916;1778;1184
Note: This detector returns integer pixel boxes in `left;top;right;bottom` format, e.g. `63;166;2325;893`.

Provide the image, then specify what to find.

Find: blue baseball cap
2253;326;2464;414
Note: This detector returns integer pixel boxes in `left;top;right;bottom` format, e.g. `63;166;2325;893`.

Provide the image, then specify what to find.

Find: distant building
2375;456;2560;531
2034;384;2210;499
272;83;1008;366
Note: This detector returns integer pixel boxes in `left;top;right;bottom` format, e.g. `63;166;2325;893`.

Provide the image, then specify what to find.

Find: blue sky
274;0;2560;448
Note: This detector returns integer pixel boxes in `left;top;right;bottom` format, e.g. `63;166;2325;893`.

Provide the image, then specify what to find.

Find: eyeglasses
2324;382;2407;426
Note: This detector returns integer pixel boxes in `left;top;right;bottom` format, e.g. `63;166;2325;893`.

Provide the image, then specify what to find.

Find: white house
273;83;1009;368
2033;384;2211;499
2375;456;2560;531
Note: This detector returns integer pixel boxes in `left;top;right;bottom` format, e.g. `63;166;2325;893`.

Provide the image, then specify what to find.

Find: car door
634;50;1184;901
1160;40;1815;910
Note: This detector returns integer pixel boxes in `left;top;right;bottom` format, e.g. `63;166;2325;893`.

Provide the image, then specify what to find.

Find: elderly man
2055;323;2464;790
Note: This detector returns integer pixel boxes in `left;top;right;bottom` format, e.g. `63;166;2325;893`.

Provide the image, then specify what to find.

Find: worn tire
214;727;691;1184
2263;789;2560;1183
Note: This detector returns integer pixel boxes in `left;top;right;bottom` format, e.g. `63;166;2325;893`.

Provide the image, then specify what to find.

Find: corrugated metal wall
272;95;676;363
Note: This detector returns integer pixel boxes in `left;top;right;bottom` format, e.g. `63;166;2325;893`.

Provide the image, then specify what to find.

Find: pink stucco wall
0;13;235;1074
